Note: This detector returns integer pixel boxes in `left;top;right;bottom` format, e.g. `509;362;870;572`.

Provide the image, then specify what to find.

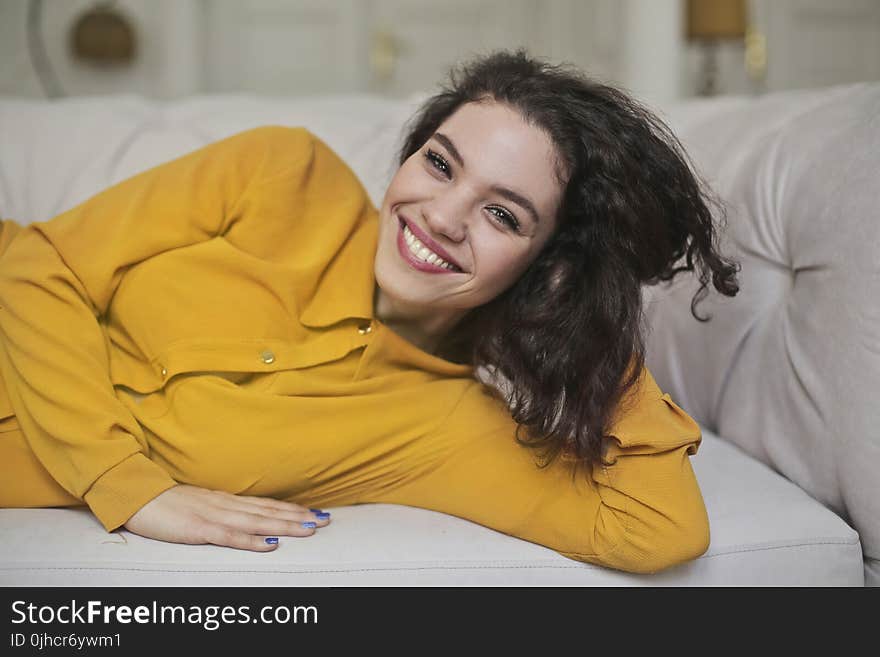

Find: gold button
160;366;167;376
357;323;373;335
260;349;275;364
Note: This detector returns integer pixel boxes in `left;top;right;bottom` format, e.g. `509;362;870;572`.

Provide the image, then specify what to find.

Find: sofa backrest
0;93;421;222
644;83;880;586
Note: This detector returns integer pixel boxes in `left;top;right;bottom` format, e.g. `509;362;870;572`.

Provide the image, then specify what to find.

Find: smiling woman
374;100;562;350
393;50;741;469
0;49;739;574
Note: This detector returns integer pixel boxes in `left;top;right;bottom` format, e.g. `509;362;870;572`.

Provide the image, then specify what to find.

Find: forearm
563;439;709;573
0;127;288;529
358;381;709;574
0;226;176;529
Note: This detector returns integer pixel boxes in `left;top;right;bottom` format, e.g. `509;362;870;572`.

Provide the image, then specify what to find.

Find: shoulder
227;126;366;200
218;125;314;152
442;379;517;437
225;125;353;175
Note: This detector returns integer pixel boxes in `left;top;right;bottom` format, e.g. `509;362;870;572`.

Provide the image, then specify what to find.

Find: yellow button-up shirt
0;126;709;573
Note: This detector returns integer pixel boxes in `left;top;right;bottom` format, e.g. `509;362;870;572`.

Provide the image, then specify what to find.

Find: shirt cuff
83;453;177;532
604;392;703;458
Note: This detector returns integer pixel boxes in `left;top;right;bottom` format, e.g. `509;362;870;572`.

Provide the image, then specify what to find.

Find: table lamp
686;0;747;96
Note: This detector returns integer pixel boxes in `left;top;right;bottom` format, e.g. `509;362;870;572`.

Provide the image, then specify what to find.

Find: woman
0;49;738;574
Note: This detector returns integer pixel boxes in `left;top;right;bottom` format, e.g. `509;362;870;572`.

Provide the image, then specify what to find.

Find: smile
396;217;464;274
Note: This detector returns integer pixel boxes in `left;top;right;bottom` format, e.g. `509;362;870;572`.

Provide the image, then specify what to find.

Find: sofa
0;81;876;586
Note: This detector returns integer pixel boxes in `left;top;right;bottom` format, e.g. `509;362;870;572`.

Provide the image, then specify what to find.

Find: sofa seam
0;539;861;576
697;538;861;559
0;564;598;575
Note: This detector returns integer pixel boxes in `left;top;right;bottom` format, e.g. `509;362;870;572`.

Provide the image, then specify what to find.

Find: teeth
402;224;456;270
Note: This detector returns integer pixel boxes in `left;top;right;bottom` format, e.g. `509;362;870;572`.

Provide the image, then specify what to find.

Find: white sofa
0;82;876;586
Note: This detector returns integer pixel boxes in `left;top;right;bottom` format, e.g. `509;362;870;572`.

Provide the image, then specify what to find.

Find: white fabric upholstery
0;85;875;585
644;83;880;586
0;431;862;586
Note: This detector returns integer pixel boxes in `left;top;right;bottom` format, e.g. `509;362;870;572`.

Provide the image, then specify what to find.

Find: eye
424;149;450;178
424;147;521;233
487;206;521;232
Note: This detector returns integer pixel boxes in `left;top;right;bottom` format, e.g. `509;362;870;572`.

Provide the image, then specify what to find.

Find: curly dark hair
396;48;741;472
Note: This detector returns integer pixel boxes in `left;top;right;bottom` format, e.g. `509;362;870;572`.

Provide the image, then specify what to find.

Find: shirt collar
297;205;473;377
298;209;378;328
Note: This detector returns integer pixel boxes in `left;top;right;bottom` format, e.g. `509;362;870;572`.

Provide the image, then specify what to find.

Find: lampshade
70;5;137;64
686;0;747;40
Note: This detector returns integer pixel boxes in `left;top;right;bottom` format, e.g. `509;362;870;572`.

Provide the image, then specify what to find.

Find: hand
123;485;330;552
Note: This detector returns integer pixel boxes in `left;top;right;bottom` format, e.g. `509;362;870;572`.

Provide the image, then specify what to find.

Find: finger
215;491;310;513
212;498;331;526
204;507;321;538
207;491;330;524
202;523;283;552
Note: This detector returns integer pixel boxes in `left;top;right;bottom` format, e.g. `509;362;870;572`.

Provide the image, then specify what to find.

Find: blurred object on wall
370;27;401;88
686;0;747;96
70;1;137;66
26;0;64;98
744;24;767;88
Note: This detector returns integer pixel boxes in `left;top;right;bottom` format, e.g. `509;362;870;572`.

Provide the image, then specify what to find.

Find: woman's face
374;100;564;328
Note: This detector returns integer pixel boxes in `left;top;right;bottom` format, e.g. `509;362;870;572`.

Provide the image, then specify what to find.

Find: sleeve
363;368;710;575
0;125;316;531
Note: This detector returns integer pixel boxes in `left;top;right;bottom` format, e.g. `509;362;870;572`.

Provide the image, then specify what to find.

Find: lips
398;215;465;271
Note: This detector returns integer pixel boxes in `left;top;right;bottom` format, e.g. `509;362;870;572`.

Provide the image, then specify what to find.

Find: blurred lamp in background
70;1;137;66
686;0;747;96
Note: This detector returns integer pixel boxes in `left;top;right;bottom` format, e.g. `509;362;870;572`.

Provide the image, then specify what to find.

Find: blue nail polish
309;508;323;513
316;512;331;519
301;521;317;529
265;537;279;545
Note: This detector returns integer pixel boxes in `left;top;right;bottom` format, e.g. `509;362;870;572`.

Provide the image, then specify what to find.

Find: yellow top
0;126;709;574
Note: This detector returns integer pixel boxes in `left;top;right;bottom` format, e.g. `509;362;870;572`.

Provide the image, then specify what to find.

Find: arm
361;370;709;575
0;126;313;532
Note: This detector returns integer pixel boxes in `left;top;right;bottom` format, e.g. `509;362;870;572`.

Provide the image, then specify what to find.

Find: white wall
620;0;683;111
1;0;877;102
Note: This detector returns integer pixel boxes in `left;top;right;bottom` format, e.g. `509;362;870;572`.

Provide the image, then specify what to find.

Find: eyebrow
432;132;541;225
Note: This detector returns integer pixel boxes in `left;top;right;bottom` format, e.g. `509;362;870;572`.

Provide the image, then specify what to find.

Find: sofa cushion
0;93;419;224
0;429;862;586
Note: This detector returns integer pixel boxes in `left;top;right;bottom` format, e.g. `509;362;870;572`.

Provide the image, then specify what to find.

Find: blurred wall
1;0;878;103
0;0;202;99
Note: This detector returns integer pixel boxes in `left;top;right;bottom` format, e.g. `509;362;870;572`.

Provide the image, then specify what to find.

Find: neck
373;285;464;354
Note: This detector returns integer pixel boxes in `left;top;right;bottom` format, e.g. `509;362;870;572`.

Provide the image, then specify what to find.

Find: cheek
475;237;534;290
384;160;422;201
381;170;417;227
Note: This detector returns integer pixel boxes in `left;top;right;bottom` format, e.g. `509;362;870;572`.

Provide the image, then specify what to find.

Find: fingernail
315;511;331;519
309;508;323;513
265;537;279;545
301;521;317;529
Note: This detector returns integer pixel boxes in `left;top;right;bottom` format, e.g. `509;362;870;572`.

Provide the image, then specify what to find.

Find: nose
421;192;468;243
